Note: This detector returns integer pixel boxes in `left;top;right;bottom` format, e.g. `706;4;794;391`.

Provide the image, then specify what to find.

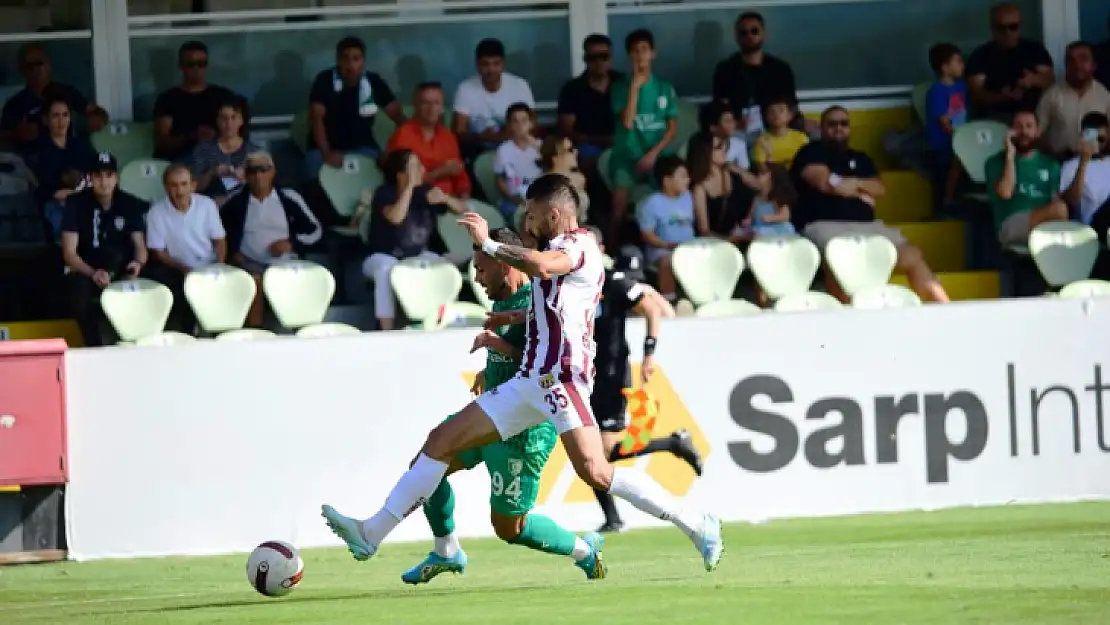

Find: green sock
422;480;455;537
508;514;578;556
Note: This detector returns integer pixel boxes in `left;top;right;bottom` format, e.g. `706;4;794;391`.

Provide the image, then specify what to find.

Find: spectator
360;149;466;331
0;43;107;155
1061;112;1110;240
493;102;542;221
222;152;322;327
34;97;96;241
925;43;970;211
557;34;621;161
387;82;471;199
452;38;535;156
984;110;1068;247
610;28;678;245
791;106;950;303
539;133;588;208
306;36;404;177
743;165;797;238
154;41;235;162
637;155;694;301
191;96;260;203
965;3;1053;121
686;131;749;240
60;153;147;347
751;95;810;171
1036;41;1110;159
711;12;806;138
146;164;228;332
700;99;751;176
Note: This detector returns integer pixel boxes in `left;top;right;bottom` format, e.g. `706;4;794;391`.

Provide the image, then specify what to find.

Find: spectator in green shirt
609;28;678;246
985;110;1069;246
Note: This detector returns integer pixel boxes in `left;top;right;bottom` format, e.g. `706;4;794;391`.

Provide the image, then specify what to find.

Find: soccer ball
246;540;304;597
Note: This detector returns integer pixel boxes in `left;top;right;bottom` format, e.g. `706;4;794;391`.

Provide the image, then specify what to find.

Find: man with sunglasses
153;41;236;162
222;152;322;327
965;3;1053;121
557;34;623;162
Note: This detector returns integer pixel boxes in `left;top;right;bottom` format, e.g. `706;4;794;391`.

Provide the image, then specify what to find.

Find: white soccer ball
246;540;304;597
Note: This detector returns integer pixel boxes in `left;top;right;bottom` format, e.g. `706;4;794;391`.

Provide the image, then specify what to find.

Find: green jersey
984;150;1061;230
610;74;678;161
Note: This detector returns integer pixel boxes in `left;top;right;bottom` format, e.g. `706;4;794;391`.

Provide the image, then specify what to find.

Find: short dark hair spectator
736;11;764;26
506;101;532;120
1081;111;1110;130
761;93;795;117
381;149;414;183
625;28;654;52
583;34;611;51
525;172;579;212
1011;108;1038;124
821;105;850;123
699;100;732;132
162;162;192;184
17;42;44;66
476;38;505;60
766;163;797;207
684;132;716;187
415;81;442;95
928;43;962;74
1066;40;1094;56
219;94;250;138
653;154;685;187
178;40;207;62
41;94;71;118
336;36;366;56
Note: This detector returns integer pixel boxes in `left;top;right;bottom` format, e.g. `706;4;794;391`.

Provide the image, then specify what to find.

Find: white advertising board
63;298;1110;560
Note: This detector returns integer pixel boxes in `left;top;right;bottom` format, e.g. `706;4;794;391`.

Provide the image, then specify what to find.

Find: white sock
608;467;703;540
434;533;460;558
570;536;592;562
361;453;449;546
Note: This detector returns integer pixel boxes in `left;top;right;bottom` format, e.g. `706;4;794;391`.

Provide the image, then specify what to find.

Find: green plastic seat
91;121;155;167
437;198;505;258
952;120;1008;184
319;154;382;222
119;158;170;203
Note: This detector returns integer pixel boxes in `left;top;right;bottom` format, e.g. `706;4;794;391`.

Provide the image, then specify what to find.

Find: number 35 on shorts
537;374;593;430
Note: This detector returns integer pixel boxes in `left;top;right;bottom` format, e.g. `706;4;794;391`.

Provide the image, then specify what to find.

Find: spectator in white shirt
1062;112;1110;242
146;164;227;332
452;38;536;157
493;102;542;220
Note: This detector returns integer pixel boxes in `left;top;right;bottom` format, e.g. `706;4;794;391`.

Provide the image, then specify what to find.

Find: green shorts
608;155;656;191
444;414;557;517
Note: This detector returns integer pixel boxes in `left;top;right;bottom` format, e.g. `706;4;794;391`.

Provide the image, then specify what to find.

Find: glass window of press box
0;0;92;106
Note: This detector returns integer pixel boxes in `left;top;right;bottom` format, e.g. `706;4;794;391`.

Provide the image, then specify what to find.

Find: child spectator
925;43;969;212
637;154;695;301
751;95;809;171
700;99;750;176
743;164;796;237
493;102;542;220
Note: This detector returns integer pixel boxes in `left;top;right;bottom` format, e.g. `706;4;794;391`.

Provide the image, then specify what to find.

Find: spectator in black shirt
791;107;949;304
711;11;809;138
34;97;96;241
586;231;703;533
0;43;107;155
60;153;149;346
556;34;622;162
153;41;236;162
965;3;1054;121
305;36;404;178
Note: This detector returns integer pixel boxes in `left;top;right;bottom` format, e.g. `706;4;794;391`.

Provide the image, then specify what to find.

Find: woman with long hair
685;131;754;241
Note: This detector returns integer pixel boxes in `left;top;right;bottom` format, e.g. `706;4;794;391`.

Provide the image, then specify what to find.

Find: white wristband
482;239;503;256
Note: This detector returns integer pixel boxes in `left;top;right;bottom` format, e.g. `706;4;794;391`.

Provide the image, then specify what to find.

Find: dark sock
608;436;676;462
593;488;622;525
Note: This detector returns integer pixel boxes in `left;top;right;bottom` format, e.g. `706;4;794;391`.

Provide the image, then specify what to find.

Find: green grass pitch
2;502;1108;624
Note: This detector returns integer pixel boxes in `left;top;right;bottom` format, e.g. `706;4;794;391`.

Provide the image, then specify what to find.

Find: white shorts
475;373;596;439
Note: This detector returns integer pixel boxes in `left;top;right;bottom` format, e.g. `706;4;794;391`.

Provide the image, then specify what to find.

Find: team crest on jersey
114;216;125;231
539;373;556;389
508;459;523;476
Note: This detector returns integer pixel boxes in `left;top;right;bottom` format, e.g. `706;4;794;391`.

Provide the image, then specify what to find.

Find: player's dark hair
506;102;533;121
178;40;207;62
736;11;764;26
525;172;580;214
475;38;505;60
928;43;962;74
653;154;686;187
625;28;654;52
380;149;415;185
475;227;523;251
336;36;366;57
699;99;732;132
1081;111;1110;130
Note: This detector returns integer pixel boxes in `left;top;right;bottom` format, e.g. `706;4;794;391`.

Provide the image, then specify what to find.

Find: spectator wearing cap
305;36;404;177
557;34;622;162
1;43;107;155
452;38;536;157
191;95;260;204
154;41;237;162
1062;112;1110;242
387;82;471;199
965;3;1053;121
1036;41;1110;159
222;152;321;327
33;95;96;241
60;152;148;347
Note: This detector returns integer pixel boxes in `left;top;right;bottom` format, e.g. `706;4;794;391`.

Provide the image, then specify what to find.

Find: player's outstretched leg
495;513;606;580
401;480;469;584
609;429;704;476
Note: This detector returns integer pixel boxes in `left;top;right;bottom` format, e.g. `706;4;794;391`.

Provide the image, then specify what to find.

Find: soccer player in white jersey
321;173;723;572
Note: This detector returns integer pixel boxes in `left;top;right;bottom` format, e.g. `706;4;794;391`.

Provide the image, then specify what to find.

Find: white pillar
567;0;608;76
91;0;134;119
1041;0;1080;79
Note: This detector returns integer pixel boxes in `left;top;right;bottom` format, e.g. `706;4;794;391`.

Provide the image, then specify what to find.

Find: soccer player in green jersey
401;227;605;584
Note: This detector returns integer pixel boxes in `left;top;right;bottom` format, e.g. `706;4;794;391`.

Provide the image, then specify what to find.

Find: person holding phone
1061;112;1110;243
1035;41;1110;159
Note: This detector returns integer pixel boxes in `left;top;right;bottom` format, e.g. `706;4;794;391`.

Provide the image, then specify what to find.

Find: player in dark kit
586;227;704;533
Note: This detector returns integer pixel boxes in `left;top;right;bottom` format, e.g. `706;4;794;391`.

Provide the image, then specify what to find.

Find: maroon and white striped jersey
520;228;605;385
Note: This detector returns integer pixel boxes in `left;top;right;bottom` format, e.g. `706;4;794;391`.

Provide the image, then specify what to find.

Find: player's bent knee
422;424;457;462
572;455;613;491
490;512;526;542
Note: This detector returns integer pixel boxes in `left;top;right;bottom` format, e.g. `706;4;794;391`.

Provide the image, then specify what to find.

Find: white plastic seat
695;299;762;317
100;278;174;342
216;329;277;342
319;154;382;220
1058;279;1110;299
747;235;821;300
850;284;922;309
295;322;362;338
773;291;844;312
825;234;898;298
390;257;463;322
184;263;256;333
438;199;505;258
90;121;155;170
671;238;745;306
1028;222;1100;287
467;258;494;311
134;331;197;347
118;158;170;203
424;301;490;330
262;259;336;329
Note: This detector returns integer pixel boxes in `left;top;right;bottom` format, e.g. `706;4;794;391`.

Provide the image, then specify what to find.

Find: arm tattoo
492;244;536;273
